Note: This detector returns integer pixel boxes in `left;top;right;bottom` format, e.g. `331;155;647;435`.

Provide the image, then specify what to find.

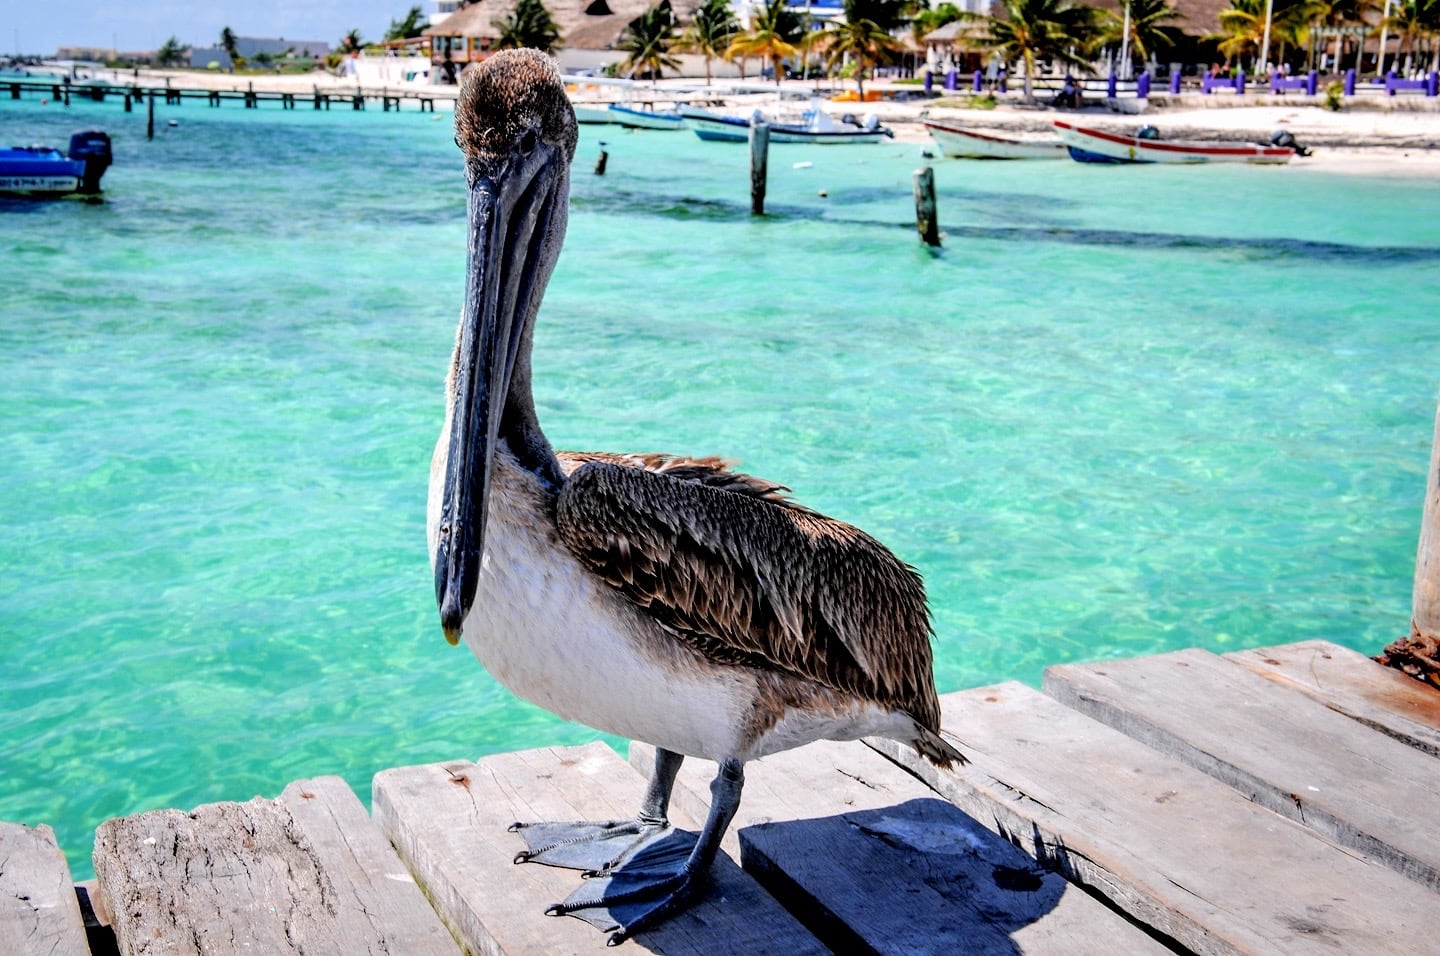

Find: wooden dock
5;79;449;113
4;637;1438;955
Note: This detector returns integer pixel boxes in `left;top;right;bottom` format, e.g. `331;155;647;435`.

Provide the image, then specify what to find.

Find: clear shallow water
3;94;1439;877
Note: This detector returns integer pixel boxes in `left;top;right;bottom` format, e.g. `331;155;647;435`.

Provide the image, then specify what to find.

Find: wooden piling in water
594;145;608;176
750;122;769;216
1378;400;1440;686
914;167;940;247
147;93;155;141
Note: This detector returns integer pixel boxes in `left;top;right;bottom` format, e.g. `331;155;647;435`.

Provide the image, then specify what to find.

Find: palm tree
1215;0;1323;71
727;0;808;84
619;2;680;80
156;36;186;68
385;6;430;42
494;0;563;52
1099;0;1183;75
1381;0;1440;72
220;26;240;65
813;0;907;98
675;0;739;84
968;0;1098;100
340;29;365;54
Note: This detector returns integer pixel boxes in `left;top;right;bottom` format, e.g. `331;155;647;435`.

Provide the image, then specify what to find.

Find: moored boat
1054;121;1295;165
680;104;893;144
572;104;619;125
0;130;112;197
923;120;1065;160
607;103;686;130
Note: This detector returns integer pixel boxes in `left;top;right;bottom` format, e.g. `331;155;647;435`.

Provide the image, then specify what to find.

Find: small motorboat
572;104;619;125
0;130;113;197
1054;121;1296;165
607;103;685;130
923;120;1065;160
681;104;893;145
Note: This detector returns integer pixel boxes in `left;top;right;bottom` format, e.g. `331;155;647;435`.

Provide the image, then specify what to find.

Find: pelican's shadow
737;798;1065;954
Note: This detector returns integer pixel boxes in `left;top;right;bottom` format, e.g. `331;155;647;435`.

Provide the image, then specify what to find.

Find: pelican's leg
549;758;745;945
511;747;684;873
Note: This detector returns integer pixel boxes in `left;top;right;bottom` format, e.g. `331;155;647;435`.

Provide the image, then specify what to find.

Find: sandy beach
54;65;1440;177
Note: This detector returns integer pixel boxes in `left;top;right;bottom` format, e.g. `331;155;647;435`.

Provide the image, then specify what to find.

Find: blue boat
0;130;113;197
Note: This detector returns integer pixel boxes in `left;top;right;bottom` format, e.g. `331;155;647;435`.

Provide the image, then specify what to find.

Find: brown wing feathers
553;455;941;731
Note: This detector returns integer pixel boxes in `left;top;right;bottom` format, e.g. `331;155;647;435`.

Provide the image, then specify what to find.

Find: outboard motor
1270;128;1311;157
1136;125;1161;141
67;129;112;194
863;113;880;131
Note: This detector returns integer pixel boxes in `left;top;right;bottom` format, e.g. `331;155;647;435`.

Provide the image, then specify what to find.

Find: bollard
1137;72;1151;97
913;167;940;248
594;143;608;176
1108;73;1117;97
147;93;155;140
1306;70;1318;95
1344;68;1356;96
1170;71;1181;94
1236;68;1246;94
749;122;769;216
972;70;982;93
1429;72;1439;97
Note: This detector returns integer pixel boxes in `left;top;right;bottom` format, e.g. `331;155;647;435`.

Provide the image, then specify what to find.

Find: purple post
1270;69;1282;95
1386;70;1397;96
973;69;982;92
1429;72;1439;96
1202;73;1215;94
1170;71;1181;94
1107;73;1117;97
924;70;933;93
998;72;1006;93
944;68;957;91
1137;72;1150;97
1344;68;1356;96
1306;71;1318;95
1236;68;1245;94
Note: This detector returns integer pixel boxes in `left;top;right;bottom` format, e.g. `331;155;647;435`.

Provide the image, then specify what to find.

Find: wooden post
1412;404;1440;637
147;93;155;140
913;166;940;247
124;90;132;112
749;121;769;216
594;143;608;176
1377;400;1440;686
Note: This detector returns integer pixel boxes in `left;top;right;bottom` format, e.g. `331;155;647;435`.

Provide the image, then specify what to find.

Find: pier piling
914;166;940;247
749;122;769;216
594;144;608;176
147;94;155;141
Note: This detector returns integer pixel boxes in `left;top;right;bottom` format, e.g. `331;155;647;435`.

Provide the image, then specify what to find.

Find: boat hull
607;104;685;130
1054;121;1293;165
680;106;892;144
923;121;1065;160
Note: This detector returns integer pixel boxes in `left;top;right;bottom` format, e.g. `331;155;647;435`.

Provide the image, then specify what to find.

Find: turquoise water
4;92;1440;878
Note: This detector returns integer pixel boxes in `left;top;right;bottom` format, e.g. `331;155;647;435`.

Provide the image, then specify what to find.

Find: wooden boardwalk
4;637;1439;954
5;78;448;112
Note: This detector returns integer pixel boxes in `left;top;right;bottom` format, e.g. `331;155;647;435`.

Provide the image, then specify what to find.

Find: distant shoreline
23;65;1440;177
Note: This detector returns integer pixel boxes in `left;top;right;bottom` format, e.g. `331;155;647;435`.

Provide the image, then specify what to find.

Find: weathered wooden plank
1227;639;1440;757
0;822;89;956
867;682;1440;955
633;740;1170;954
93;775;456;955
372;741;824;955
1044;647;1440;891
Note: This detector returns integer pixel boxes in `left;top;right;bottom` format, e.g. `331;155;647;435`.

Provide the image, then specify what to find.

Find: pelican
428;49;963;945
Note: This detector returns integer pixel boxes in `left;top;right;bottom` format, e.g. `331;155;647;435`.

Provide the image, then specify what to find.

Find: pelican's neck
498;319;564;495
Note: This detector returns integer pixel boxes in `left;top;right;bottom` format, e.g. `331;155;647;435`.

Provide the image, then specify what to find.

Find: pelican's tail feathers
912;723;967;769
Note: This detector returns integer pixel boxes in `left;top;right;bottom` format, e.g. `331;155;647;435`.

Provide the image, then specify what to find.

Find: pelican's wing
553;455;939;727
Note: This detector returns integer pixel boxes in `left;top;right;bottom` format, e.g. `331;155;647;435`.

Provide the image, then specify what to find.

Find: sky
6;1;425;57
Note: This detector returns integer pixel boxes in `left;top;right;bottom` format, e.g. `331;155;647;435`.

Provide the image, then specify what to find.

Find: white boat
680;104;893;145
572;104;619;125
607;103;686;130
1054;121;1295;165
679;106;752;142
768;107;893;145
923;120;1065;160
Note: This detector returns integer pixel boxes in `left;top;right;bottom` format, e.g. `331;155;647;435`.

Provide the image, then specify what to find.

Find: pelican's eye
518;129;539;156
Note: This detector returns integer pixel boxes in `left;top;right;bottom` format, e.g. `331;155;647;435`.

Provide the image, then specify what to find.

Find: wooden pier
3;637;1438;954
5;79;449;113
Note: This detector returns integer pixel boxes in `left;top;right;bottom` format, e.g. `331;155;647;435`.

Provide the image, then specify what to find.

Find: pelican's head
432;50;577;644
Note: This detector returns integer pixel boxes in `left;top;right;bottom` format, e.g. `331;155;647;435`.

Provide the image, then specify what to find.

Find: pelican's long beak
434;138;566;644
